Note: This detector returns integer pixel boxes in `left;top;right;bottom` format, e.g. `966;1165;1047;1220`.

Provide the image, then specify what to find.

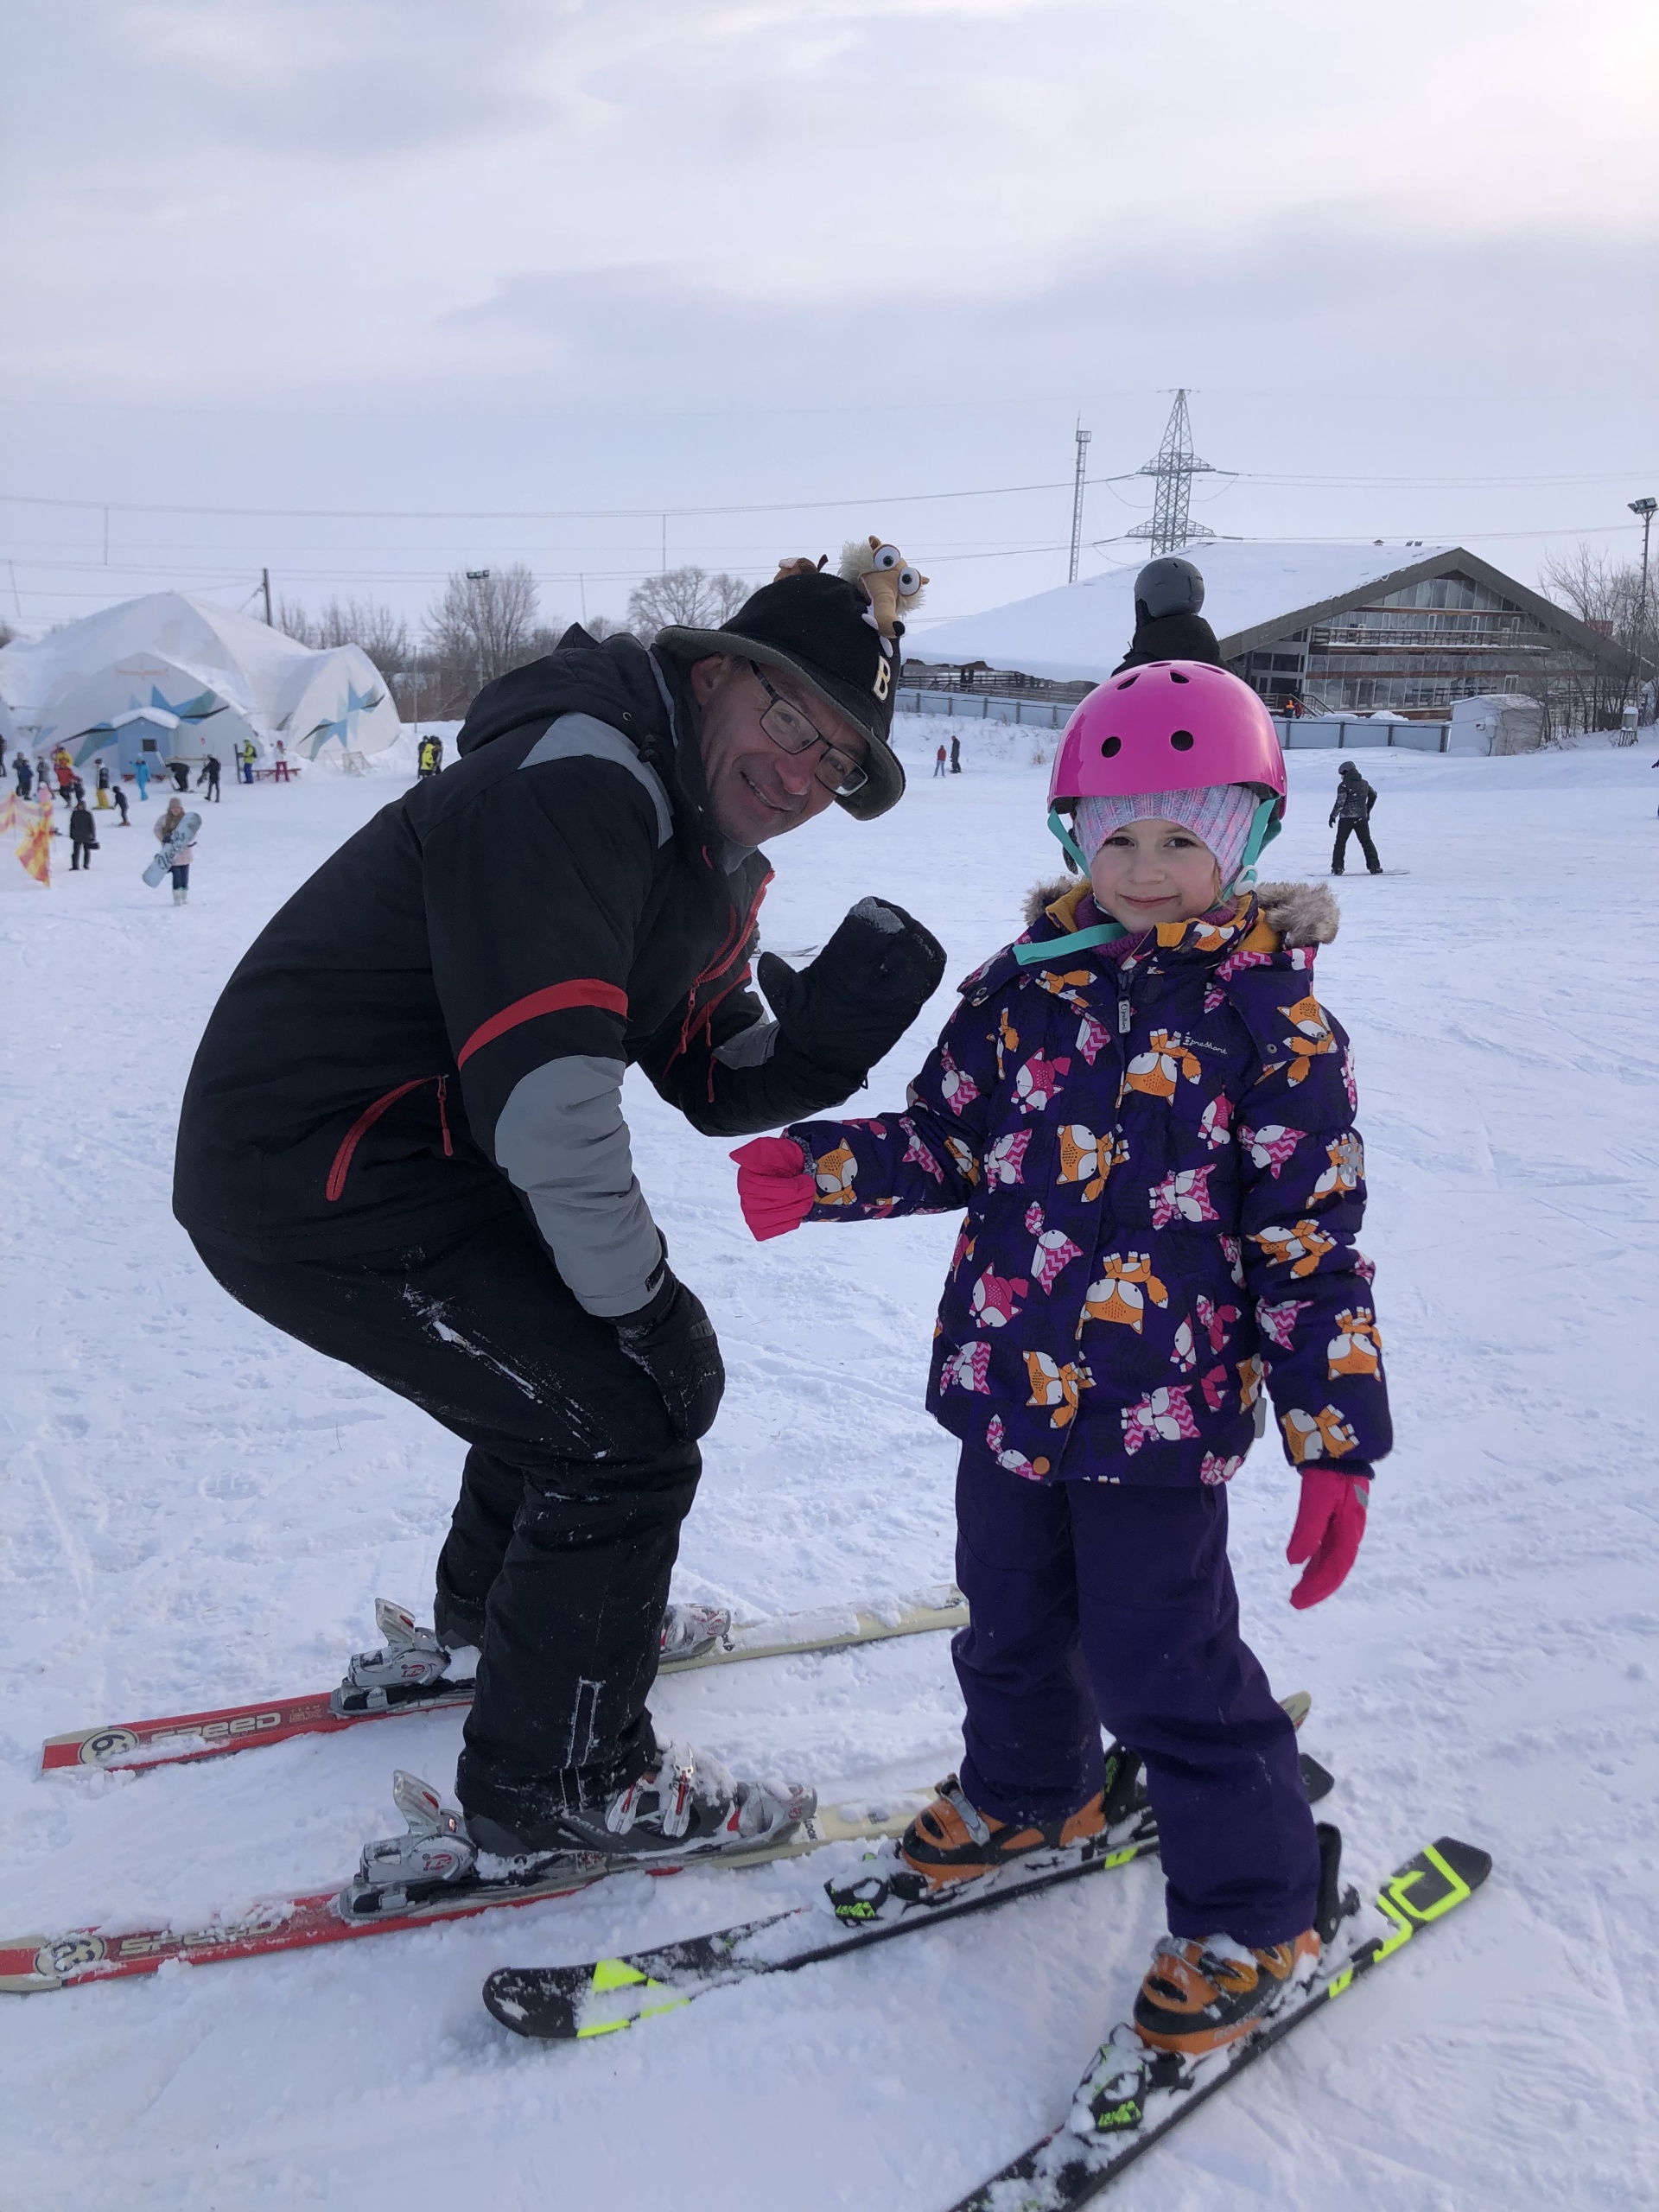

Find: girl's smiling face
1088;817;1224;930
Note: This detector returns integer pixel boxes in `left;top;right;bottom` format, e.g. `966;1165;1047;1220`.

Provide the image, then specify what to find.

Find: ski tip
482;1967;579;2040
1280;1689;1312;1731
1427;1836;1494;1892
1298;1751;1335;1806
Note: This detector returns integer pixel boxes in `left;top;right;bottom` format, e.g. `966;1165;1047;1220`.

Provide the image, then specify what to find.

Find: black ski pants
1331;817;1381;874
193;1207;699;1822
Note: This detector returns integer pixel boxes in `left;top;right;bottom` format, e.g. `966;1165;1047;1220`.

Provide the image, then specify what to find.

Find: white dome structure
0;593;400;771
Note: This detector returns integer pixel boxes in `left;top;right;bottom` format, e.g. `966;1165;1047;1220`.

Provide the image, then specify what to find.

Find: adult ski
941;1827;1491;2212
6;1700;1318;2000
0;1770;939;1995
481;1740;1332;2043
39;1585;969;1777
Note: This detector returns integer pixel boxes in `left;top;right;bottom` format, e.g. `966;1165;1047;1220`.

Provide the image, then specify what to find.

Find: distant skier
950;732;962;773
238;740;256;784
134;753;151;801
734;660;1388;2063
168;758;192;794
154;796;197;904
201;753;222;803
934;741;947;776
416;732;444;778
13;752;31;799
112;781;130;826
1328;760;1382;875
68;798;97;870
52;747;75;804
95;761;112;809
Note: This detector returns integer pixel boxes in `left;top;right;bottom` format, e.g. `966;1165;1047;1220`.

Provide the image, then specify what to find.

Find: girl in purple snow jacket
734;657;1391;2060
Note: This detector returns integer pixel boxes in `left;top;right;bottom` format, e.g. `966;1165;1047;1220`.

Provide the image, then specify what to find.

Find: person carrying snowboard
1328;759;1382;875
154;795;197;903
734;660;1389;2059
173;550;946;1865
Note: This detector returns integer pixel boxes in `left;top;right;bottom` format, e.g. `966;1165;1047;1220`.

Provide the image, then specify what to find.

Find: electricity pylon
1128;390;1216;555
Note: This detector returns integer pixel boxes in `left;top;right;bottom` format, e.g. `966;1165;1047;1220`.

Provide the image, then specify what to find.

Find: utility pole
1630;496;1656;723
261;567;272;625
1068;422;1091;584
1128;390;1217;556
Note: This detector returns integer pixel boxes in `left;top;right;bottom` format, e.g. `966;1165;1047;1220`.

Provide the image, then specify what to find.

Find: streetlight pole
1630;499;1656;726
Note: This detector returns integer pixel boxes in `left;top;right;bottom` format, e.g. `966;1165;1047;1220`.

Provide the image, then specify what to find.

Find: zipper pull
1118;997;1132;1034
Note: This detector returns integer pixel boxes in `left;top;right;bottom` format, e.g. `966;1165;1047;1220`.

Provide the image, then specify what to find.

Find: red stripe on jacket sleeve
455;978;629;1069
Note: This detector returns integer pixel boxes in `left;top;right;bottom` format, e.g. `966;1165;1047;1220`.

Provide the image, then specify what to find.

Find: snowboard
143;810;200;886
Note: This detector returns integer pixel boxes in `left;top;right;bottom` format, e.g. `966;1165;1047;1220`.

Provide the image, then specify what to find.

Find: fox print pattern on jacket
787;881;1390;1487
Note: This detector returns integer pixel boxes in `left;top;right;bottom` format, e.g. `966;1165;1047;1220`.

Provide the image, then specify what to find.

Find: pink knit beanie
1073;785;1260;887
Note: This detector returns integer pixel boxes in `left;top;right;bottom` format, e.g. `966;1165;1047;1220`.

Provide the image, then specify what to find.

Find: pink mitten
730;1136;816;1242
1285;1469;1370;1609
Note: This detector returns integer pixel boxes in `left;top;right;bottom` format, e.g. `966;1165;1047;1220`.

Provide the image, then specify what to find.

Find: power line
5;463;1649;527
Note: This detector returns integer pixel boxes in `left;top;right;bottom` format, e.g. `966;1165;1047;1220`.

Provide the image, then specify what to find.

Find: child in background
733;661;1389;2059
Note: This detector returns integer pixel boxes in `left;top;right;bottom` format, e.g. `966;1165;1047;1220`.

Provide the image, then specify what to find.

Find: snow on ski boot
467;1742;815;1864
828;1745;1150;1923
332;1599;460;1717
1128;1818;1353;2061
1128;1923;1321;2056
338;1770;479;1917
659;1603;733;1663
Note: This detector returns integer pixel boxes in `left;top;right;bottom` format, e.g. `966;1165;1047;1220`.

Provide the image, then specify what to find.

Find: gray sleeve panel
713;1017;779;1069
493;1054;664;1319
519;715;674;847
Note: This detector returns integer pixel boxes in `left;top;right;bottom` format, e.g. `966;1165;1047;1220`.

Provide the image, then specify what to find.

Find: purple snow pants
951;1445;1320;1947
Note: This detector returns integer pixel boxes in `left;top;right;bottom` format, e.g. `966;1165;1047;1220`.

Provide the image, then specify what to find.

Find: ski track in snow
2;721;1656;2209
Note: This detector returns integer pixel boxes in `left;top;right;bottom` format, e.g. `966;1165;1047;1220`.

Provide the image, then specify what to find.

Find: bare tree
626;567;750;634
276;596;319;645
276;594;412;674
1537;543;1645;734
582;613;636;642
423;564;544;713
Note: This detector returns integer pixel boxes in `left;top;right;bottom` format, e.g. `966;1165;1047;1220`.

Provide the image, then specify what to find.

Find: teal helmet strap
1014;806;1127;965
1014;792;1281;969
1227;796;1282;893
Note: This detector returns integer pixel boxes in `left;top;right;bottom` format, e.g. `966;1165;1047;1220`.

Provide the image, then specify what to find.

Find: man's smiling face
690;655;868;848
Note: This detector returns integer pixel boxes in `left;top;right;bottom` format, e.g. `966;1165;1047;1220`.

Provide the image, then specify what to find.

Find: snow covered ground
3;718;1656;2209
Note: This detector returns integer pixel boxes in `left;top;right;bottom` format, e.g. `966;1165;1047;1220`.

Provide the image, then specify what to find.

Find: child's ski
39;1586;968;1777
0;1772;939;1995
480;1747;1331;2042
940;1829;1491;2212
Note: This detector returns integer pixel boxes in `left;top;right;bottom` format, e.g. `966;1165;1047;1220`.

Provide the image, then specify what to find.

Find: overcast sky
2;0;1655;639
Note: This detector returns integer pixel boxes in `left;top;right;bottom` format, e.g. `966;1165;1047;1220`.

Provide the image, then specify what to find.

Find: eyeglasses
749;663;868;798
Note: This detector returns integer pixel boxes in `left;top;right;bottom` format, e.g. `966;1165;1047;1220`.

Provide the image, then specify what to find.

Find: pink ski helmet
1051;661;1286;813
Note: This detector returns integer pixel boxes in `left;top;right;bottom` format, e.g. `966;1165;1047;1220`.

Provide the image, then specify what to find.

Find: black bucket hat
654;569;906;821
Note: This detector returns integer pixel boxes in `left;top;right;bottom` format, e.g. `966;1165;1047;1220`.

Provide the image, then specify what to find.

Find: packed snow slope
2;721;1656;2210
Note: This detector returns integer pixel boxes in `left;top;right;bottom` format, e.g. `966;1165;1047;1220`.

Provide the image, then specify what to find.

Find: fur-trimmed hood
1022;874;1338;948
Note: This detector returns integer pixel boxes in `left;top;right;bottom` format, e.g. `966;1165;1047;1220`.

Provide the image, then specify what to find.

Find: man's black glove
613;1264;725;1443
755;897;947;1082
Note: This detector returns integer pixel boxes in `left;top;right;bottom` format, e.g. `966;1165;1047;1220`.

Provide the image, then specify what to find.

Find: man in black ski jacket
175;563;946;1857
1328;759;1382;874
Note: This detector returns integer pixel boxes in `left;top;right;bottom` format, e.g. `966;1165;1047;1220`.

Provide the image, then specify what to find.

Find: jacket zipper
668;868;774;1071
325;1074;453;1203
